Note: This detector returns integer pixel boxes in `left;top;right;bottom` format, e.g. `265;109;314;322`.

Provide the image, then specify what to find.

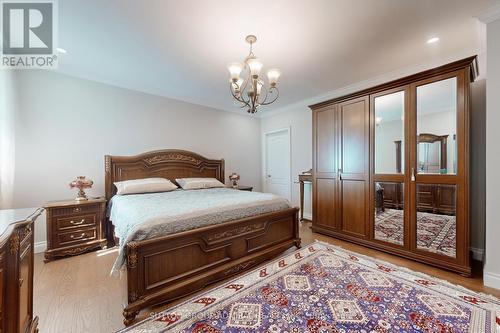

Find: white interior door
264;128;291;200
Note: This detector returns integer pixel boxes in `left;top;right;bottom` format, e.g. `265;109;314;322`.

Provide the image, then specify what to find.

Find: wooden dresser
44;198;107;262
0;208;42;333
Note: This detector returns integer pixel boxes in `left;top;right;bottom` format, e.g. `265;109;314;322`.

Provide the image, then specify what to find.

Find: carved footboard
122;207;300;325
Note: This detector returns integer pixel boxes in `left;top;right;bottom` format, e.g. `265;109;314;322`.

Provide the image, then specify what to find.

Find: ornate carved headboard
105;149;225;200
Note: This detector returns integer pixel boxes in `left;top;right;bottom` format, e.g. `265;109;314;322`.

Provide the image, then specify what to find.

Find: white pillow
176;178;225;190
114;178;178;195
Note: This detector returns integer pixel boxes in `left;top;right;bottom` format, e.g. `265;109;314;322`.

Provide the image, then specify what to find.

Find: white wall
484;18;500;288
260;107;312;218
0;71;16;209
5;70;262;249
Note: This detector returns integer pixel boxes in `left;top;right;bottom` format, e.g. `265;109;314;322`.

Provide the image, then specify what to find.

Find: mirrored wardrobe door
411;74;462;259
371;88;408;247
416;77;457;175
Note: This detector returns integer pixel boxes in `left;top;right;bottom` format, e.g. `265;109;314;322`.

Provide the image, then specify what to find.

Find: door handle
411;168;416;182
19;278;24;287
267;175;271;178
338;169;342;180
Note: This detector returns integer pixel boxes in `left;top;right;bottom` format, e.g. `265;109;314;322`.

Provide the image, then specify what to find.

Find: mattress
109;188;290;272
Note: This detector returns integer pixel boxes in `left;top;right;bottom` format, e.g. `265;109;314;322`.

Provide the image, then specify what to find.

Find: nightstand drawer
56;214;96;231
51;204;100;217
58;228;97;246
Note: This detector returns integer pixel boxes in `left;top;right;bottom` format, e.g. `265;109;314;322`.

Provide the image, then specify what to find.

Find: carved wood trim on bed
105;149;225;200
104;149;300;326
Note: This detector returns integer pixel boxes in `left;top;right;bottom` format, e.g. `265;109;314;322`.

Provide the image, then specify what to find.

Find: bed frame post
123;241;140;326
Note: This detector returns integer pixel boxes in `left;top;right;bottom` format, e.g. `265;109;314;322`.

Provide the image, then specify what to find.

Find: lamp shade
247;57;263;76
69;176;93;201
227;63;243;81
267;68;281;86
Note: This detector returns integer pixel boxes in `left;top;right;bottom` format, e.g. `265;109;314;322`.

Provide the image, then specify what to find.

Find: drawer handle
73;207;81;213
70;233;86;240
70;219;85;225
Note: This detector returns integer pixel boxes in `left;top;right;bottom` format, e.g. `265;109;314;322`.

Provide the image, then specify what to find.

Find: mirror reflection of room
374;91;405;246
374;91;405;174
375;182;404;245
416;184;457;258
417;77;457;175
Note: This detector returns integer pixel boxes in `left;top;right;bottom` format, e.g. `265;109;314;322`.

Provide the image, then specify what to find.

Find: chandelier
227;35;281;114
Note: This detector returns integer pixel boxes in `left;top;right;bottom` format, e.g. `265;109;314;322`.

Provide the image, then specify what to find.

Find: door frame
262;127;292;201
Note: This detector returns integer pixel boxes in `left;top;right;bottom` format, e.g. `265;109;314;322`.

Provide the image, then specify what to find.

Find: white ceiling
56;0;498;114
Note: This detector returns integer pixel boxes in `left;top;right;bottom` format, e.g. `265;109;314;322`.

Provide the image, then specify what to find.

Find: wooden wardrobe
310;57;477;276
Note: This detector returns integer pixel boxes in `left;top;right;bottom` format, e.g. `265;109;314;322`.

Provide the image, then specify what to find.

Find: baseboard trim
34;241;47;254
470;247;484;261
484;271;500;290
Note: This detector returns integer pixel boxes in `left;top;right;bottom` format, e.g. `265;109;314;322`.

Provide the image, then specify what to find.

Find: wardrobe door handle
411;168;416;182
19;278;24;287
338;169;342;180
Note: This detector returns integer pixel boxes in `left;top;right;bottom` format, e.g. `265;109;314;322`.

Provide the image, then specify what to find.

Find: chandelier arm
253;80;260;109
258;84;270;105
259;86;280;106
240;72;250;94
229;82;251;109
248;41;254;58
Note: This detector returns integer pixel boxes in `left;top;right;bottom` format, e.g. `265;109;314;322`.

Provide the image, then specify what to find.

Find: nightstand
43;198;107;262
233;185;253;191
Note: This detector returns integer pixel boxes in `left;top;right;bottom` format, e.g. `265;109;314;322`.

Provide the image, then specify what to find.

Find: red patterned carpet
121;241;499;333
375;209;456;257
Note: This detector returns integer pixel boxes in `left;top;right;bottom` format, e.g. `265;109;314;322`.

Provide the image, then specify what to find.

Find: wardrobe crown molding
309;56;477;110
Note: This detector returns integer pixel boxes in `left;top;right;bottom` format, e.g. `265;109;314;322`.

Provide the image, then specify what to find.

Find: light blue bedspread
109;188;290;273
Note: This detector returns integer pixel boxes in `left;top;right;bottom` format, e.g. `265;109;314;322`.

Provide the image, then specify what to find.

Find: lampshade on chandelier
228;35;281;114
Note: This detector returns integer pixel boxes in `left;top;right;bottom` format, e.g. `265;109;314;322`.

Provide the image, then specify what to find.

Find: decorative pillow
114;178;177;195
176;178;225;190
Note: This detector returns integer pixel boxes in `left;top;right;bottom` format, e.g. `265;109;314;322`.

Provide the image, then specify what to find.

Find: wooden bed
104;149;300;325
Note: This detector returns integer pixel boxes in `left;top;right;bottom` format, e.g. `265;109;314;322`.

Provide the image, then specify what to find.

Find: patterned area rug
375;209;456;257
120;241;500;333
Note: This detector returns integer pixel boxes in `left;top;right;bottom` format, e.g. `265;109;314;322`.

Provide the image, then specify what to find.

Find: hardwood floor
33;221;499;332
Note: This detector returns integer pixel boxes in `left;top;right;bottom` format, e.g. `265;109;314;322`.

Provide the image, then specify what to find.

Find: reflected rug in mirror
375;209;456;257
120;241;499;333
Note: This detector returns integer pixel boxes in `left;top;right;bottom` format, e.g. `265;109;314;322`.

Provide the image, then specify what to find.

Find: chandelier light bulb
227;63;243;81
247;57;263;77
267;69;281;86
